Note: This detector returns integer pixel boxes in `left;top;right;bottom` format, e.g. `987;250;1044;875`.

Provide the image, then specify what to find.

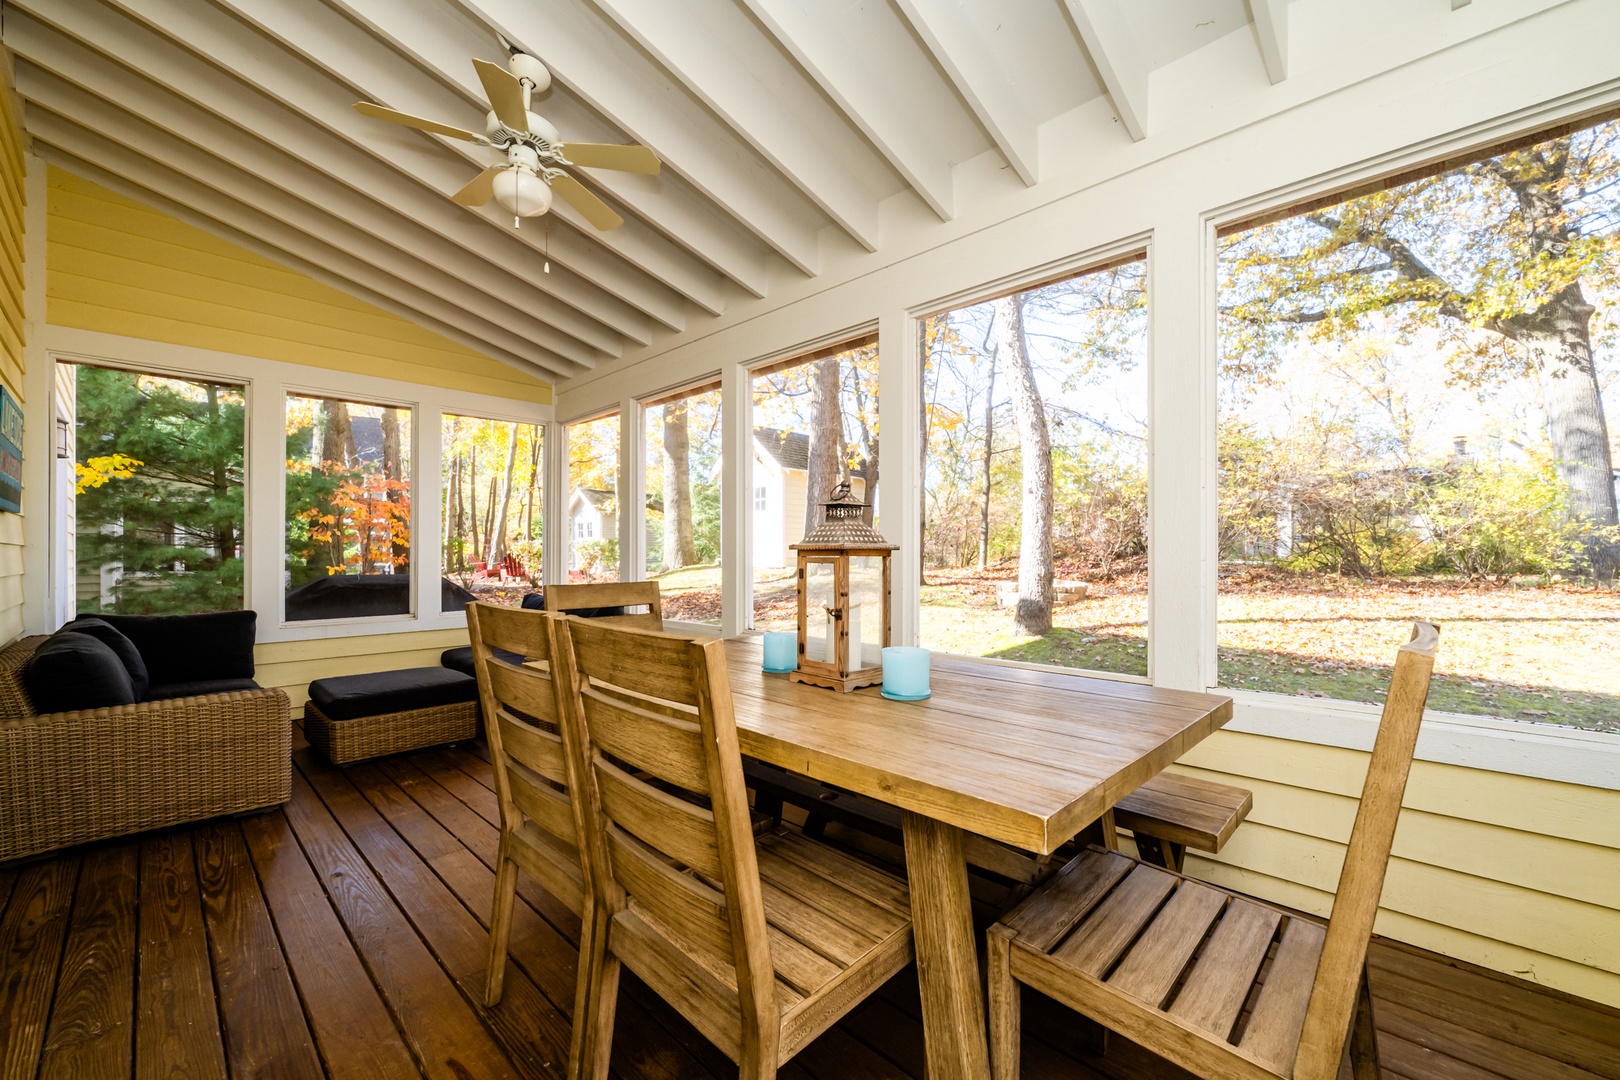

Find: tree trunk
381;409;407;572
469;445;480;561
446;453;461;569
662;399;697;570
319;399;352;574
525;435;540;542
993;294;1054;636
1517;291;1619;581
489;425;520;566
979;346;998;571
805;356;843;532
206;384;234;571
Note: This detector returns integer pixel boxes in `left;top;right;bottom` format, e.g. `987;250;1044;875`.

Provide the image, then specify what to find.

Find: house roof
573;487;615;509
10;0;1295;386
754;427;866;478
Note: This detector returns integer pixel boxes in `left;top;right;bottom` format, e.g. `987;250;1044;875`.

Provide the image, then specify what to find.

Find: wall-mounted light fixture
56;416;71;459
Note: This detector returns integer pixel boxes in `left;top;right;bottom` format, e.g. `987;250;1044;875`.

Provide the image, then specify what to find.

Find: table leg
902;811;991;1080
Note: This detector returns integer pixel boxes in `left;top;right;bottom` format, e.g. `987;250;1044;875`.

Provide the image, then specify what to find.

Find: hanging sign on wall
0;384;21;514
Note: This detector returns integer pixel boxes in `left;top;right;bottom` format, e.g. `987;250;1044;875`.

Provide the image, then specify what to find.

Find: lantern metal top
791;481;896;551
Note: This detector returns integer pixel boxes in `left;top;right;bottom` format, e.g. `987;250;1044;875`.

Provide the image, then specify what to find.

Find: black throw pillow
63;617;151;700
25;633;138;713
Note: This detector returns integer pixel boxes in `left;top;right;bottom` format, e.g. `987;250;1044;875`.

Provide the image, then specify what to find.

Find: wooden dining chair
544;581;664;631
553;616;917;1080
465;602;595;1037
987;621;1440;1080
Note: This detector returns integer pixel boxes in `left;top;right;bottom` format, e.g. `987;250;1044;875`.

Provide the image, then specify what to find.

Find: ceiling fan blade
452;166;503;207
561;143;661;176
473;59;529;134
550;173;624;231
354;101;485;142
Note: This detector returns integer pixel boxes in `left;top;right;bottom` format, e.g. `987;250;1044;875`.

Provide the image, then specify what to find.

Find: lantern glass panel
850;555;884;668
803;558;837;665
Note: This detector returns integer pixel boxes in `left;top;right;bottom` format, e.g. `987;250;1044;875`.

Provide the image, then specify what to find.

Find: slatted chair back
1291;620;1439;1079
555;615;780;1067
545;581;664;631
466;602;586;910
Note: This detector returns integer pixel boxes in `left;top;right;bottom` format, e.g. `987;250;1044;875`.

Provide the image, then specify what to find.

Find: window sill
1217;687;1620;792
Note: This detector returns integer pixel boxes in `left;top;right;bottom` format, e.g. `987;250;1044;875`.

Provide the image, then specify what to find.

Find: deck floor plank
1;737;1609;1080
0;856;78;1080
135;832;228;1080
38;843;137;1080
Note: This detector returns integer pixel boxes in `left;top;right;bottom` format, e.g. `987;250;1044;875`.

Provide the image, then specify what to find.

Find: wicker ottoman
303;667;479;765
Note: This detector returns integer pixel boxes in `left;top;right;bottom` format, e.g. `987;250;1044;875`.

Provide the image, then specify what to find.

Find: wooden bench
744;761;1250;880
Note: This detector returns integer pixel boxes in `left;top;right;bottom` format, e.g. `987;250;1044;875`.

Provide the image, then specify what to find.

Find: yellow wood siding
255;628;472;713
0;83;25;644
45;167;550;404
1134;729;1620;1008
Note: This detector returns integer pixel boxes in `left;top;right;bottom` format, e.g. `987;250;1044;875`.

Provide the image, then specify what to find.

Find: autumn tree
1221;120;1620;581
804;356;845;532
661;397;697;569
994;292;1055;635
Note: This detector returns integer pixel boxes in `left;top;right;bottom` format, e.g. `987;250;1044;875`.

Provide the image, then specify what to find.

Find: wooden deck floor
3;736;1617;1080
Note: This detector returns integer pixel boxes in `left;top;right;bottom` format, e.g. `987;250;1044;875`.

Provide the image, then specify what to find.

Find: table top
723;639;1233;855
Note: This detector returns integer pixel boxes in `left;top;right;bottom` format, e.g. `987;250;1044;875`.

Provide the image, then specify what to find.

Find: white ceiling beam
890;0;1038;186
1061;0;1149;141
14;58;625;359
328;0;769;299
37;142;560;382
27;110;584;379
457;0;824;274
584;0;879;250
1249;0;1289;84
740;0;953;220
45;0;701;325
4;15;646;349
208;0;727;315
1452;0;1473;8
25;86;605;370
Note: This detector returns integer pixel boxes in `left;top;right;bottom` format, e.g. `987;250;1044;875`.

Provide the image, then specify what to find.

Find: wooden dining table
721;639;1234;1080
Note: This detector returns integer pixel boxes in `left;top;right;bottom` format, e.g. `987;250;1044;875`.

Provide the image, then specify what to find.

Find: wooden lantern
790;483;895;692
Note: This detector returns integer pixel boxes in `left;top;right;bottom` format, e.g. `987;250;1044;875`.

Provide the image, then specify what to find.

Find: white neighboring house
752;427;866;568
567;487;617;569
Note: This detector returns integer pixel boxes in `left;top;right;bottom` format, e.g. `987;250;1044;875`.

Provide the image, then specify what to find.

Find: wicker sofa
0;628;292;862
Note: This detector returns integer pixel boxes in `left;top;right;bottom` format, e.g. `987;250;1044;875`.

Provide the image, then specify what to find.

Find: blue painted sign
0;384;21;514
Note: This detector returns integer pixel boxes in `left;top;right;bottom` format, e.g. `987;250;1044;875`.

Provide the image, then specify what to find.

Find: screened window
285;394;412;621
919;259;1148;676
749;338;879;631
70;363;245;615
567;413;619;582
442;415;542;611
1217;119;1619;732
644;383;722;624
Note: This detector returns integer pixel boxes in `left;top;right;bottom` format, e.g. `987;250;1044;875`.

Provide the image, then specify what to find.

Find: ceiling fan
354;53;659;232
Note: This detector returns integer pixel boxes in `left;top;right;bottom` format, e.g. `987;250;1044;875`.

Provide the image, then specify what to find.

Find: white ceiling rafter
1249;0;1289;85
327;0;768;300
1061;0;1149;142
81;0;702;327
35;143;562;380
890;0;1038;187
15;56;625;358
457;0;826;275
28;108;587;379
586;0;882;250
740;0;954;221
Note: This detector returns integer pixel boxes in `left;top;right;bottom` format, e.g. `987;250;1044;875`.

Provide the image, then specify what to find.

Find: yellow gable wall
45;166;550;405
0;87;26;645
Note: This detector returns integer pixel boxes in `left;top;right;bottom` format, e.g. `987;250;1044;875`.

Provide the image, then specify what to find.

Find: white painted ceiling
3;0;1296;383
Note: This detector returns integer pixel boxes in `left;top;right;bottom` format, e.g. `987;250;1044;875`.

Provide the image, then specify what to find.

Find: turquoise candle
881;647;930;700
762;631;798;673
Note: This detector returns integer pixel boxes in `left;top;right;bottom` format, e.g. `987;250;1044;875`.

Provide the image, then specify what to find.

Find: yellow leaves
75;453;143;494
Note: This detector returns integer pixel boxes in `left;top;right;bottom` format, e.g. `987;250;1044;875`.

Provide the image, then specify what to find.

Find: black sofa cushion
308;667;477;722
25;633;138;712
60;618;151;700
79;610;257;686
521;592;545;610
144;678;262;701
439;645;525;679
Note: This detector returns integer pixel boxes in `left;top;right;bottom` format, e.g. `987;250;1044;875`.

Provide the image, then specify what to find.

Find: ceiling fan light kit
353;53;659;239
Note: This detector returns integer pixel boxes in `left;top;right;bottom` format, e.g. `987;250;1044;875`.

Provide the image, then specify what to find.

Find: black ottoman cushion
25;632;139;712
439;645;525;679
309;667;477;722
145;678;263;701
